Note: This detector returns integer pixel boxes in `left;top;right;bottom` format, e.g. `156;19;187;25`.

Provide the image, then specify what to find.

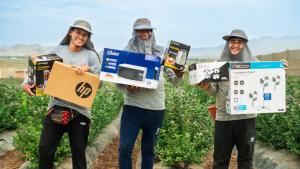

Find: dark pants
39;113;90;169
119;105;165;169
213;118;256;169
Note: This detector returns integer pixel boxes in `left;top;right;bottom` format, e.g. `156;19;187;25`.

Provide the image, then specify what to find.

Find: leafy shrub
0;78;26;132
256;76;300;156
155;80;215;168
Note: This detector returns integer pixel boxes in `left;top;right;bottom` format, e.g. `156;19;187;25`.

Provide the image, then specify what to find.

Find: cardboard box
226;61;286;114
28;54;63;96
188;62;229;85
162;40;190;70
100;48;161;89
44;61;100;109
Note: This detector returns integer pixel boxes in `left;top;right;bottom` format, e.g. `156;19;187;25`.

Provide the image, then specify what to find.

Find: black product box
162;40;191;70
28;54;63;96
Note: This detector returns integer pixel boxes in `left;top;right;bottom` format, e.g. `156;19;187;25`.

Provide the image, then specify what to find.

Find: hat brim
133;25;155;30
70;25;92;34
223;35;248;42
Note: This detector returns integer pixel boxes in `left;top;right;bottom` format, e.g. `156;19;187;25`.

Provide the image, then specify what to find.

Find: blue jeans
119;105;165;169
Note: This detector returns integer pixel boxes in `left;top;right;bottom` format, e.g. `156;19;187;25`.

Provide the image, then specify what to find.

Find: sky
0;0;299;51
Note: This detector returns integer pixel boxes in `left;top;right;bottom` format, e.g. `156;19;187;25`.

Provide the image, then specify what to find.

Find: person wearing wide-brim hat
198;29;256;169
117;18;184;169
22;19;101;169
197;29;288;169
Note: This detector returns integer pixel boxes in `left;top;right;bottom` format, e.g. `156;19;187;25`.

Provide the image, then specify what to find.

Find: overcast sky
0;0;299;51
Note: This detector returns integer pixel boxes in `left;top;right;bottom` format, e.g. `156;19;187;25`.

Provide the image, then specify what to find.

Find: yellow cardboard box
44;61;100;109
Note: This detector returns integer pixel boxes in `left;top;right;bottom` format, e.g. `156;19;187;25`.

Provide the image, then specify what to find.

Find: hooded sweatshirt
117;30;182;110
207;41;258;121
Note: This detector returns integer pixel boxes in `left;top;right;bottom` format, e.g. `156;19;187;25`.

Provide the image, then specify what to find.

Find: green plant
256;76;300;156
0;78;25;131
155;80;215;168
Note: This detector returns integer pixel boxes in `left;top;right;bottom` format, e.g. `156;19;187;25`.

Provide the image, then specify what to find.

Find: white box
188;62;229;85
226;61;286;114
100;48;161;89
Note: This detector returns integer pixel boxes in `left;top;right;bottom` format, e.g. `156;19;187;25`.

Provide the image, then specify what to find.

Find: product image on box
28;54;63;96
226;61;286;114
100;48;161;89
44;61;100;109
162;40;190;70
188;62;229;85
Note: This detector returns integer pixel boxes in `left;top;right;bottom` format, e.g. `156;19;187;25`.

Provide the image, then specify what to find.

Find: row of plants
1;76;299;168
155;80;215;168
11;82;123;168
0;78;26;132
256;76;300;156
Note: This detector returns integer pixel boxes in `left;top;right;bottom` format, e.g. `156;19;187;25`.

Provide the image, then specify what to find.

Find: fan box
226;61;286;114
188;62;229;85
100;48;161;89
28;54;63;96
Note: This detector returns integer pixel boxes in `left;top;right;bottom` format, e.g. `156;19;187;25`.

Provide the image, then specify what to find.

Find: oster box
100;48;161;89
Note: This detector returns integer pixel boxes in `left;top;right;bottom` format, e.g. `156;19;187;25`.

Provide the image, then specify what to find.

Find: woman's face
69;28;89;47
136;29;152;41
228;38;245;56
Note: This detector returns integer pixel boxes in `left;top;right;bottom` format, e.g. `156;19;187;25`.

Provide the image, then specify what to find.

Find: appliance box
28;54;63;96
162;40;191;70
188;62;229;85
226;61;286;114
100;48;161;89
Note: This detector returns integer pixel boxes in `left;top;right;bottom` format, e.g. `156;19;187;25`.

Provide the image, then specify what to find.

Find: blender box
44;61;100;109
162;40;190;70
226;61;286;114
28;54;63;96
100;48;161;89
188;62;229;85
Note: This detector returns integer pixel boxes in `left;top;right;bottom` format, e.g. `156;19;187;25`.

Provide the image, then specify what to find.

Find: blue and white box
226;61;286;114
100;48;161;89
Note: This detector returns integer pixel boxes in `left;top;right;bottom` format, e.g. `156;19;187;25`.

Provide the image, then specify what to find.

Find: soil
92;136;140;169
200;151;238;169
0;150;26;169
0;136;238;169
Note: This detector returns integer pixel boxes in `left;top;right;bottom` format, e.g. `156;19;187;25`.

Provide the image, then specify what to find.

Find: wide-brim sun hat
223;29;248;42
133;18;155;30
70;20;92;34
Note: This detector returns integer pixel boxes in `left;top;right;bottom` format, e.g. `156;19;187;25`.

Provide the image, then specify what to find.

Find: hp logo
75;82;92;98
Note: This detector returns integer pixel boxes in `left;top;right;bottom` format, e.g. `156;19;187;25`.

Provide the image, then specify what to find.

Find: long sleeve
163;67;182;86
206;82;218;96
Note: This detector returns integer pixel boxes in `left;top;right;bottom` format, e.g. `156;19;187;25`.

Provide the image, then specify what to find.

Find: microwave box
44;61;100;109
100;48;161;89
226;61;286;115
162;40;191;70
28;54;63;96
188;62;229;85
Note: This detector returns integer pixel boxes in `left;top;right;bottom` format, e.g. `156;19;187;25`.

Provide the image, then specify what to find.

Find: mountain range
1;36;300;58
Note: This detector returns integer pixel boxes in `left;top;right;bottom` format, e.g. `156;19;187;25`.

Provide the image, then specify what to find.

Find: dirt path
92;136;140;169
0;150;26;169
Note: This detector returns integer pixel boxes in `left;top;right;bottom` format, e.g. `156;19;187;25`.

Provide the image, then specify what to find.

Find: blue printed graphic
263;93;272;100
